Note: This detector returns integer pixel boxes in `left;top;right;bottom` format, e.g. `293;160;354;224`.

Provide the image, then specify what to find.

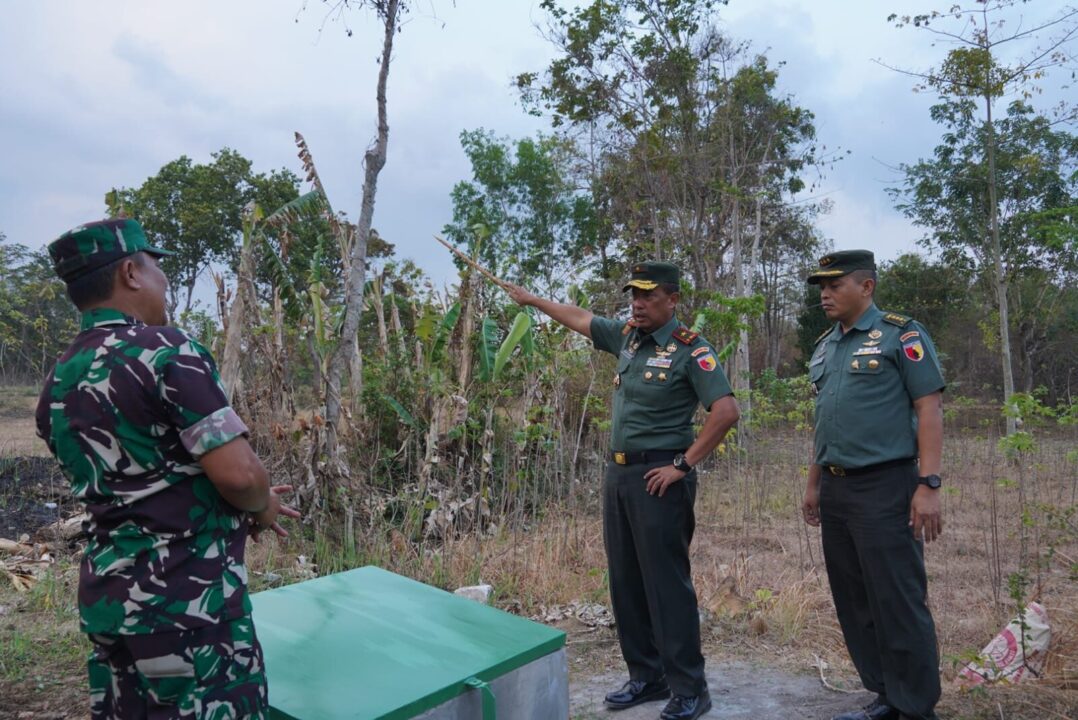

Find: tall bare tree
883;0;1078;434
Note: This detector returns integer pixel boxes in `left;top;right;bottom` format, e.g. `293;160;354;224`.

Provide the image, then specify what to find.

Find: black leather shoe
831;698;900;720
603;679;671;710
660;688;712;720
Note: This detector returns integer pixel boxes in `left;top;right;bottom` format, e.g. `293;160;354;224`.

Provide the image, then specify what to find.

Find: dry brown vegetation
2;390;1074;719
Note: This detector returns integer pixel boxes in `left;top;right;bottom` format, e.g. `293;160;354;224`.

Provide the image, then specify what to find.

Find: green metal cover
252;566;566;719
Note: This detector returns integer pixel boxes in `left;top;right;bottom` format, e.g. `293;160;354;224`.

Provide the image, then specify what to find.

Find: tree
314;0;405;470
890;101;1078;396
109;149;299;316
0;233;77;382
884;0;1078;432
442;130;597;298
519;0;828;403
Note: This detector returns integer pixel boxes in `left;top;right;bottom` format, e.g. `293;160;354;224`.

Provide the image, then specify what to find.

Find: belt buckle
614;452;627;465
829;465;846;477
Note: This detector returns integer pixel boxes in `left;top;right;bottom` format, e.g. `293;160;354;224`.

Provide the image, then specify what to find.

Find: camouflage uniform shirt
36;307;252;635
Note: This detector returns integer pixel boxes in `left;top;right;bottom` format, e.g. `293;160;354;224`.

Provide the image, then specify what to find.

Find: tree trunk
324;0;400;459
219;228;259;403
984;95;1017;435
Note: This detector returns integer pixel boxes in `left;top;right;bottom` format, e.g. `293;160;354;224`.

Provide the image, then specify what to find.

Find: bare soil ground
1;395;1076;719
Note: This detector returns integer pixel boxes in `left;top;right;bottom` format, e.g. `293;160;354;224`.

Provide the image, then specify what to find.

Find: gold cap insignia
820;256;833;267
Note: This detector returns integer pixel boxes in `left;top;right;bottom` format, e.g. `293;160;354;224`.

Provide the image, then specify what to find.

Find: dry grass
2;406;1075;718
0;386;48;457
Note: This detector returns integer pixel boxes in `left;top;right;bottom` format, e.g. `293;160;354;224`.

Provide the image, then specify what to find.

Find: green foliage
493;311;533;381
443;130;597;297
746;369;814;431
110;148;303;314
0;234;77;382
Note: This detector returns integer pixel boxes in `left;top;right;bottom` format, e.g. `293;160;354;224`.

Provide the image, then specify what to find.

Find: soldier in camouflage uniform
35;218;298;719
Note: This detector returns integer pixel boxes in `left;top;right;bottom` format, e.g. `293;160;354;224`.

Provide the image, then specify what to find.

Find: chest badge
851;359;860;370
645;371;654;380
658;372;668;381
868;359;879;369
613;373;621;387
862;340;880;347
868;329;883;340
646;356;673;368
666;343;677;353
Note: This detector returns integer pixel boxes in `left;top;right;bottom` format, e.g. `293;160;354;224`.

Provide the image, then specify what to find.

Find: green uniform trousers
603;459;705;697
820;463;941;719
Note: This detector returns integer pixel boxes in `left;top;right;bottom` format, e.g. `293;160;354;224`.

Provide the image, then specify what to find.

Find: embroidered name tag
852;347;882;356
646;357;673;368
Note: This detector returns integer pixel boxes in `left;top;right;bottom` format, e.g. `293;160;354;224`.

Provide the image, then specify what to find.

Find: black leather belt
611;450;684;466
825;457;915;477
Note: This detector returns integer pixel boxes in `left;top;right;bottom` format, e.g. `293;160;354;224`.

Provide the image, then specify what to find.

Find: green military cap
622;261;680;292
48;218;172;284
806;249;876;284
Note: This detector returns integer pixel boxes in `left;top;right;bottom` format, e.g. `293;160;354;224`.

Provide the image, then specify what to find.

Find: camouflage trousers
87;615;268;720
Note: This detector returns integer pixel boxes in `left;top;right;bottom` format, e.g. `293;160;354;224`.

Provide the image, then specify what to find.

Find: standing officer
507;261;739;720
800;250;944;720
36;218;298;719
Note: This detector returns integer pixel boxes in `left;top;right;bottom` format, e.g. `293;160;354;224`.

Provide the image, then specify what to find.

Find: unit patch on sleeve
903;340;925;362
900;330;920;342
691;346;710;358
696;353;718;371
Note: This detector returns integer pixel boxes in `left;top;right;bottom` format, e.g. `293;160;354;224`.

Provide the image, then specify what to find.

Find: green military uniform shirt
591;315;732;452
809;304;945;468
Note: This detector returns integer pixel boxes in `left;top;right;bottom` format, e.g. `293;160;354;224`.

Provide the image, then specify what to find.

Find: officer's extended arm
504;283;594;339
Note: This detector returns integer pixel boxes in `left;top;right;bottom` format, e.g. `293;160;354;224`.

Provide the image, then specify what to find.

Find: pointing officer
507;261;739;720
801;250;944;720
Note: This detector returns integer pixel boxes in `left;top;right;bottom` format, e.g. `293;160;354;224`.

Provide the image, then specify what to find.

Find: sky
0;1;1069;306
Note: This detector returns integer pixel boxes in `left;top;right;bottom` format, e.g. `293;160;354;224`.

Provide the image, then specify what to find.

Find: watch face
921;474;941;489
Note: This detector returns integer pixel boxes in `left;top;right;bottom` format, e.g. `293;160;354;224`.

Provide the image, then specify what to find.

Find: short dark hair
66;253;144;310
849;268;877;289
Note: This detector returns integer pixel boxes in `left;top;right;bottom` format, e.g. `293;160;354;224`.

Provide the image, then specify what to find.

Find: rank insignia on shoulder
691;346;710;358
814;327;831;344
673;327;699;345
883;312;912;327
900;330;920;342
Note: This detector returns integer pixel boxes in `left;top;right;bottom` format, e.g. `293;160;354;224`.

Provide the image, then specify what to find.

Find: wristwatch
672;453;693;473
918;474;942;489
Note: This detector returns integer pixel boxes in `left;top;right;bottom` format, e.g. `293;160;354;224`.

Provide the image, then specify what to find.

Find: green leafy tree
884;0;1078;432
109;148;299;316
0;234;77;382
442;130;596;297
889;101;1078;396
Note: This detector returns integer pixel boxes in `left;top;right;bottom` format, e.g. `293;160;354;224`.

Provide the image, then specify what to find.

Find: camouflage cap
48;219;172;284
622;261;680;292
806;249;875;285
